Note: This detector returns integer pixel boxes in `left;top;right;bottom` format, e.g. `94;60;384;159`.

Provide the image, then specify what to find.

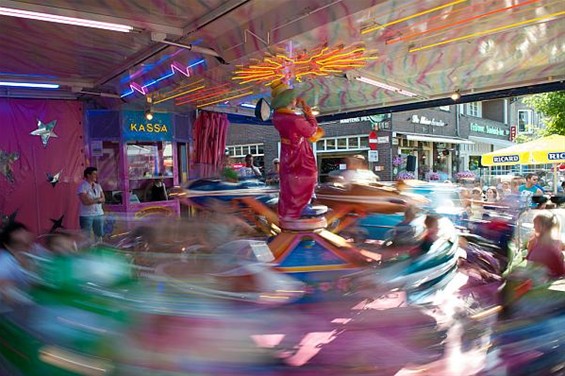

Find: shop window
469;155;481;171
326;139;336;150
518;110;532;133
226;143;265;159
349;138;359;148
337;138;347;149
359;137;369;148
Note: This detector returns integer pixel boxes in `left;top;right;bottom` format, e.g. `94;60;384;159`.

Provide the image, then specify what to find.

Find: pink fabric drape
191;111;230;178
0;98;85;235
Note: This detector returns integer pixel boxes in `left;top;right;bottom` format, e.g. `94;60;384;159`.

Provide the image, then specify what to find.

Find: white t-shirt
238;166;262;179
77;180;104;216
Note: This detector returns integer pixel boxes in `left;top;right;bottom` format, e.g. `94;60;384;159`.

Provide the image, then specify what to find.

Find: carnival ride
2;186;564;375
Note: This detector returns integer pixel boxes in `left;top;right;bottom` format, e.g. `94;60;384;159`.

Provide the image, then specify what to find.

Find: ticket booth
86;110;192;227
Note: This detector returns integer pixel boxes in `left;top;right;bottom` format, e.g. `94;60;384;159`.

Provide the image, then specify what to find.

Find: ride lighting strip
386;0;541;45
121;59;206;98
232;45;374;85
0;81;59;88
409;10;565;52
361;0;468;34
196;90;254;108
355;76;418;97
401;1;557;47
175;84;233;105
0;7;133;32
153;80;206;104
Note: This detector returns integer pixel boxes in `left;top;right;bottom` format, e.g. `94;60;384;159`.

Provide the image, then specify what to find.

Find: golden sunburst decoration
232;43;377;86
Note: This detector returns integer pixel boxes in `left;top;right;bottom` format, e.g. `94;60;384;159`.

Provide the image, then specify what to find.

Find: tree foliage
514;127;542;144
522;91;565;136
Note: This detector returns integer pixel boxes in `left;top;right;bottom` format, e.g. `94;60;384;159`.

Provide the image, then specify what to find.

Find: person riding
526;211;565;278
338;154;379;185
238;154;262;180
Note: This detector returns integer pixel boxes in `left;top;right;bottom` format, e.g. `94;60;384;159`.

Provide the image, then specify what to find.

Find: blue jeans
80;215;105;239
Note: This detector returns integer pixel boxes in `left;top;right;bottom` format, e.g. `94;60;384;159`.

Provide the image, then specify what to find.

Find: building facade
226;97;537;182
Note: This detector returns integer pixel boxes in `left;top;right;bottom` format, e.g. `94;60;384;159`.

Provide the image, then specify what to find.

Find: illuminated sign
339;114;390;125
470;123;507;136
411;115;445;127
493;155;519;163
509;125;517;141
122;111;172;141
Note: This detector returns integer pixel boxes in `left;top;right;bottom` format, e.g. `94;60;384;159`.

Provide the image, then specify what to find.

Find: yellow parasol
481;135;565;166
481;134;565;193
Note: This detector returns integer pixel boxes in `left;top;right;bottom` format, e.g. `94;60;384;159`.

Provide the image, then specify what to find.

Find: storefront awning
401;133;474;145
469;136;514;148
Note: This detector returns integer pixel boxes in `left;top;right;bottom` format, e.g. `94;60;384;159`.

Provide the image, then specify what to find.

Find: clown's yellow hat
270;79;296;109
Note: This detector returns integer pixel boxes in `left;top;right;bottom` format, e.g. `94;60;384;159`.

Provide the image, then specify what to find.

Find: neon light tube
0;7;133;32
409;10;565;52
361;0;468;34
355;76;417;97
0;81;60;89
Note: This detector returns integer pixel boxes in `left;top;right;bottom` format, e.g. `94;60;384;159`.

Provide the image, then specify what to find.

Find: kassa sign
122;111;173;141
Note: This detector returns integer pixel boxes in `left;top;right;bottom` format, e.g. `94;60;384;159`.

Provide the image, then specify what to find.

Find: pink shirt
527;238;565;278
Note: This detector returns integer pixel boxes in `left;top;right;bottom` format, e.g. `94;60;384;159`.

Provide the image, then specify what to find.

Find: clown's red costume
272;108;319;219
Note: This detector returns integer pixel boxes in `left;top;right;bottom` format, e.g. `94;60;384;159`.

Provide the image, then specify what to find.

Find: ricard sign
493;155;520;163
548;152;565;161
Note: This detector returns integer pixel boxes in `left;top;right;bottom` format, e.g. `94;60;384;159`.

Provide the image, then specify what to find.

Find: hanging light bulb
145;108;154;120
451;90;461;101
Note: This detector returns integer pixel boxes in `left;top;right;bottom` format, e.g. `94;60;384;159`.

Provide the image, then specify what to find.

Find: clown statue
270;80;324;221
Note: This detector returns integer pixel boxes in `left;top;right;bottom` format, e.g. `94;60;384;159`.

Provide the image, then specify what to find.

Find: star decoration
0;150;19;183
47;170;63;187
1;210;18;227
49;215;65;233
30;119;58;147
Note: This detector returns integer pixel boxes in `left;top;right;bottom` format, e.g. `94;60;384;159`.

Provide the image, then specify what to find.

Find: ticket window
127;142;173;202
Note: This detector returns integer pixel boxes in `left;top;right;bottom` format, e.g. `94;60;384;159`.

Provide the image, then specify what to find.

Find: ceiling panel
0;0;563;115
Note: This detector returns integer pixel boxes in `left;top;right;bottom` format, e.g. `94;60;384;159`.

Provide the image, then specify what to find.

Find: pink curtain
191;111;230;178
0;98;86;235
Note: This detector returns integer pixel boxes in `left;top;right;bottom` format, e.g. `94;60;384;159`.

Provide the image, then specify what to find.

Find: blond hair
533;211;561;238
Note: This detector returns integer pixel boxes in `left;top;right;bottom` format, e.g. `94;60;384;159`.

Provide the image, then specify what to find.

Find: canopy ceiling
0;0;564;117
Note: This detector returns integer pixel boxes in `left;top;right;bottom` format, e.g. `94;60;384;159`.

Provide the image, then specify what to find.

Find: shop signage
548;152;565;161
122;111;173;141
493;155;519;163
377;136;389;144
509;125;517;141
339;114;391;128
410;115;445;127
470;122;506;136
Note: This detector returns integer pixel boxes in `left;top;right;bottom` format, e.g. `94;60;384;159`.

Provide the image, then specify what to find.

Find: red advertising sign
509;125;517;141
368;130;378;150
